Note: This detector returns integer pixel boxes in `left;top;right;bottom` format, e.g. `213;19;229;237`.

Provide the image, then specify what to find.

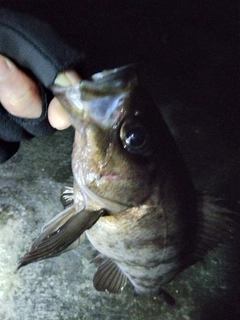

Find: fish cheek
87;124;116;165
107;156;157;205
73;123;157;205
74;125;111;170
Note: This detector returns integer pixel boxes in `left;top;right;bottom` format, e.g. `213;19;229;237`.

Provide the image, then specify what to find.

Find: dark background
1;0;238;194
0;1;239;319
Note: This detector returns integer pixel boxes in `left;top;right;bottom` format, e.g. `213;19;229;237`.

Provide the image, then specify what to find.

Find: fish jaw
51;83;129;130
51;65;138;130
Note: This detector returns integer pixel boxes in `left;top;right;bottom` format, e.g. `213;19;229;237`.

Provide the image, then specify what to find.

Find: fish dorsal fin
193;195;239;260
93;258;127;294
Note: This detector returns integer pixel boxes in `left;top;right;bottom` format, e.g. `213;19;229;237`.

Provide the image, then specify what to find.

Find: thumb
0;55;42;118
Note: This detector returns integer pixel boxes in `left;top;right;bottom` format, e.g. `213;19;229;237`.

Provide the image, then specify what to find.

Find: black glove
0;8;84;162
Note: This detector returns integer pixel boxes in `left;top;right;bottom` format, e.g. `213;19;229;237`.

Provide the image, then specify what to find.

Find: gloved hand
0;8;84;162
0;55;81;129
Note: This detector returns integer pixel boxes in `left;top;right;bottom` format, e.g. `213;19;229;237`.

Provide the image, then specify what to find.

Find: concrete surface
0;121;239;320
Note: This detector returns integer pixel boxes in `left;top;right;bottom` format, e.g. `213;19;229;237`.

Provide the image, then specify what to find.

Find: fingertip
48;98;71;130
54;70;81;86
0;55;13;80
49;70;80;130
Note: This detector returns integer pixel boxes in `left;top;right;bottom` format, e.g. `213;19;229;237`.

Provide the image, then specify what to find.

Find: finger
0;54;42;118
54;70;81;87
48;70;81;130
48;98;71;130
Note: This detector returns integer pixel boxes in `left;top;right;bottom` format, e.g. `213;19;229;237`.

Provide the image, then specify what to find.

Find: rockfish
18;65;235;298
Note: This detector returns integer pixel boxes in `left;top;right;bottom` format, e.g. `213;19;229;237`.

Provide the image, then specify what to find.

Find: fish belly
86;215;182;295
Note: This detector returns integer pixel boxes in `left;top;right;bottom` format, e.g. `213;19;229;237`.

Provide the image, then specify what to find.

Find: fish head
52;65;173;212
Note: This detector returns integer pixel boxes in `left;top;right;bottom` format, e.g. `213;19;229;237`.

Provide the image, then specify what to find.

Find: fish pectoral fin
62;233;86;253
93;258;127;294
60;186;74;208
18;208;105;269
41;205;77;237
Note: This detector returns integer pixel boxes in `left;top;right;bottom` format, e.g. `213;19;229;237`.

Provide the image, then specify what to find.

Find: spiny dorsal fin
93;258;127;294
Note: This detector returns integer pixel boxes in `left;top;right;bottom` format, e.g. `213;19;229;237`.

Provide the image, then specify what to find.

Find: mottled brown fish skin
71;82;197;295
18;66;236;296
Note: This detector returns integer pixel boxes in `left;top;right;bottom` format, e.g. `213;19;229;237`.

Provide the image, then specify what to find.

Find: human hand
0;54;81;130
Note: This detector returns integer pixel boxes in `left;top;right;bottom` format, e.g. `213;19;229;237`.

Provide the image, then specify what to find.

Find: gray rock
0;126;239;320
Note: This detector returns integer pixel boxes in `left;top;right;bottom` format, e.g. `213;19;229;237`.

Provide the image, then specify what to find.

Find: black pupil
125;127;146;148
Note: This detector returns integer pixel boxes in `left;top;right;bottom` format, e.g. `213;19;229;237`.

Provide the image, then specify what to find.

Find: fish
18;65;237;298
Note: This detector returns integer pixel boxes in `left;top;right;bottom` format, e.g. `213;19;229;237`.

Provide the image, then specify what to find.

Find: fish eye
120;118;152;155
125;126;147;148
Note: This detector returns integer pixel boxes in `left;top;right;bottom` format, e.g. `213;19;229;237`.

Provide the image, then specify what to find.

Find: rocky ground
0;2;238;318
0;116;239;320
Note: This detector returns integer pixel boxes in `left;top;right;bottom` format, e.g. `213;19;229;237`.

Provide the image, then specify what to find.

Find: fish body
18;65;234;297
66;65;197;295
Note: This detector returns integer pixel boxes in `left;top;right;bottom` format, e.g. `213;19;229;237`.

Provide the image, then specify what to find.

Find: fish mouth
51;65;139;129
100;174;119;181
80;184;129;214
85;171;125;185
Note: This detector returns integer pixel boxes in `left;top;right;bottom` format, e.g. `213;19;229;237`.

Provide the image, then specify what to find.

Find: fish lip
51;65;139;129
99;174;120;181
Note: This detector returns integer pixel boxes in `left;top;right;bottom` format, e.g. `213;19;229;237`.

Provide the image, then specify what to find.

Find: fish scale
18;65;237;299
